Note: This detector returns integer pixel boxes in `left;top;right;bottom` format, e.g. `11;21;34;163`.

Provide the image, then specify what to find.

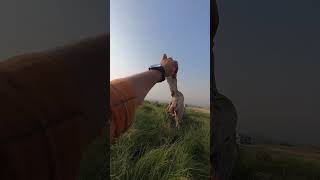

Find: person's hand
160;54;178;78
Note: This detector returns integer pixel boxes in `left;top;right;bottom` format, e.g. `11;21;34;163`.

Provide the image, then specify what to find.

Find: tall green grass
78;101;320;180
110;101;210;180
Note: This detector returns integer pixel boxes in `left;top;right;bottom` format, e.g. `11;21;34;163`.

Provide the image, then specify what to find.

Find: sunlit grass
110;101;210;180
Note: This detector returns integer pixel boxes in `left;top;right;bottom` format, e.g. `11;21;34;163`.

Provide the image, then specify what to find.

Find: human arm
0;34;108;180
109;54;178;142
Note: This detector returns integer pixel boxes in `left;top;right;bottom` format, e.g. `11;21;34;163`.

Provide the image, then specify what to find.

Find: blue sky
111;0;210;106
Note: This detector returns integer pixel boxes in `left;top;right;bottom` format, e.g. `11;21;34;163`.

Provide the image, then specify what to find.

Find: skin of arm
127;70;162;107
124;54;178;107
109;54;178;142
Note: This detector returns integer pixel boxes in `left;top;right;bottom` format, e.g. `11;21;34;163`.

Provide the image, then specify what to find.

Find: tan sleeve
109;78;137;143
0;52;89;180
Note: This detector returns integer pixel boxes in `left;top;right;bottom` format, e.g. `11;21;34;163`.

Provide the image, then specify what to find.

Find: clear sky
111;0;210;107
215;0;320;145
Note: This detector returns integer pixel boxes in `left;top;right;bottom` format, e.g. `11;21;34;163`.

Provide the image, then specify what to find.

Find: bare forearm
127;70;162;106
109;54;177;141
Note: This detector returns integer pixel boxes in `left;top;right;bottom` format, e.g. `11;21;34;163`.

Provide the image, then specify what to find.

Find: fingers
162;54;167;60
161;53;179;77
162;54;174;63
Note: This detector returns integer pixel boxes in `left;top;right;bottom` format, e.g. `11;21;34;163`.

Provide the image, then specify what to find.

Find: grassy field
232;144;320;180
78;100;320;180
110;101;210;180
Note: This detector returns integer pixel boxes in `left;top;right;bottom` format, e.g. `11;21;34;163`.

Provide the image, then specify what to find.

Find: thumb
162;54;167;60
